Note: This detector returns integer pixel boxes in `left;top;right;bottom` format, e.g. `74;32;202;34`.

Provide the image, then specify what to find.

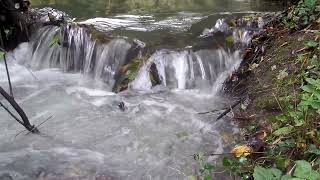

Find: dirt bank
222;3;320;178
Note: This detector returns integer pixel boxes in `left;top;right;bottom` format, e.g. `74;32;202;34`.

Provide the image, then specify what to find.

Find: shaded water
0;1;279;179
30;0;282;17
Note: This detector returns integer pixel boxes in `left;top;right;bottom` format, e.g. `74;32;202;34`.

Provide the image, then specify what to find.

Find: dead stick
0;101;24;125
3;54;13;97
0;86;39;133
190;151;266;157
198;108;227;115
216;100;242;120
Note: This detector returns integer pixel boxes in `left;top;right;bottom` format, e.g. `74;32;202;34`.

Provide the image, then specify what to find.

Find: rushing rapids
22;15;251;92
0;5;272;180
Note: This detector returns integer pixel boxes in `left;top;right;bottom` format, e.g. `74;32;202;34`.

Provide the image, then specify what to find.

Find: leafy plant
49;34;60;48
253;160;320;180
0;49;4;60
223;156;252;179
300;78;320;112
283;0;319;29
192;153;215;180
253;166;282;180
305;40;319;49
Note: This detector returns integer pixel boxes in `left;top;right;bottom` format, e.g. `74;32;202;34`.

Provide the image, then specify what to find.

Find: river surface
0;1;280;180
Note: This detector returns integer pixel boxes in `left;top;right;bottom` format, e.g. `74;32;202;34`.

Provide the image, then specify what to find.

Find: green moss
255;96;279;110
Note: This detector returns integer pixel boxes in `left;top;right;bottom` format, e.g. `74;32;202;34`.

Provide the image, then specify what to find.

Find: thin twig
296;47;307;54
216;100;242;120
272;93;283;112
15;115;53;138
212;169;228;174
0;100;24;125
191;151;266;157
302;30;320;33
198;108;226;115
3;54;13;97
8;54;39;81
14;129;27;138
168;166;187;177
279;42;288;48
0;86;38;133
0;30;4;48
287;164;296;176
229;104;235;117
25;115;53;136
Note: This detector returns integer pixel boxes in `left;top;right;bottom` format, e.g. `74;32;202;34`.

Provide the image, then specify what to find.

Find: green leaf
276;157;291;170
309;55;318;66
225;35;234;45
307;144;320;155
302;84;316;93
187;175;196;180
305;40;319;48
304;0;317;9
280;175;296;180
204;175;212;180
310;100;320;109
273;126;294;136
239;156;248;164
204;163;214;171
49;34;60;48
306;78;318;86
222;157;233;167
0;51;4;60
253;166;283;180
176;131;189;138
293;160;320;180
276;115;289;122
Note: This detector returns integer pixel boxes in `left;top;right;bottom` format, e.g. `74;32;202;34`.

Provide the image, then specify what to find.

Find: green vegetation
49;34;60;48
190;0;320;179
188;153;215;180
283;0;319;29
114;55;150;92
0;49;4;59
253;160;320;180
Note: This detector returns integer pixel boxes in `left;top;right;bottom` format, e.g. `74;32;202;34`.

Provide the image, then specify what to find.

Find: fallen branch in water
207;151;265;156
3;53;13;97
15;115;53;138
0;86;39;133
0;49;39;134
216;100;242;120
197;108;227;115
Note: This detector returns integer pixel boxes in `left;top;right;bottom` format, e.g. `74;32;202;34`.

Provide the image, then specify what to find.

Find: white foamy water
0;15;254;179
130;49;241;92
79;13;204;32
0;58;237;179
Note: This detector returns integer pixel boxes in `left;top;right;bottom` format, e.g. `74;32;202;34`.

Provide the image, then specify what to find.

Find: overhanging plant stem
3;53;13;97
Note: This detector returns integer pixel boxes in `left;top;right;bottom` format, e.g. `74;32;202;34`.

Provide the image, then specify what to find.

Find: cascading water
0;6;267;180
26;25;132;88
130;49;241;92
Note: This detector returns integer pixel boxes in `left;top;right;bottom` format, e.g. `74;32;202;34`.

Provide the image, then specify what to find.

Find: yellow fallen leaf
231;145;253;157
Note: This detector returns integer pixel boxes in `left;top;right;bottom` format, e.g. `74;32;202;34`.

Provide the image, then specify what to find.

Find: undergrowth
191;0;320;179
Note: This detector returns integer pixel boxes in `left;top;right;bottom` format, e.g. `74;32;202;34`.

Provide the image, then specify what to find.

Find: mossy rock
112;55;161;93
255;96;280;111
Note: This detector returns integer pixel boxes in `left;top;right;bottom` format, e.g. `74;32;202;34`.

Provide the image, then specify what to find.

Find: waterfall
0;7;272;179
12;16;259;93
129;49;241;92
24;25;131;87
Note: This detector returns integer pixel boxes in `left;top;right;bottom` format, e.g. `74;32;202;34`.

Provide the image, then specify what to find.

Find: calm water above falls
30;0;282;17
0;1;280;179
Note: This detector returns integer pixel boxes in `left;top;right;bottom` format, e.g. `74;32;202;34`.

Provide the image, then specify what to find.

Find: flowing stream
0;1;280;179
